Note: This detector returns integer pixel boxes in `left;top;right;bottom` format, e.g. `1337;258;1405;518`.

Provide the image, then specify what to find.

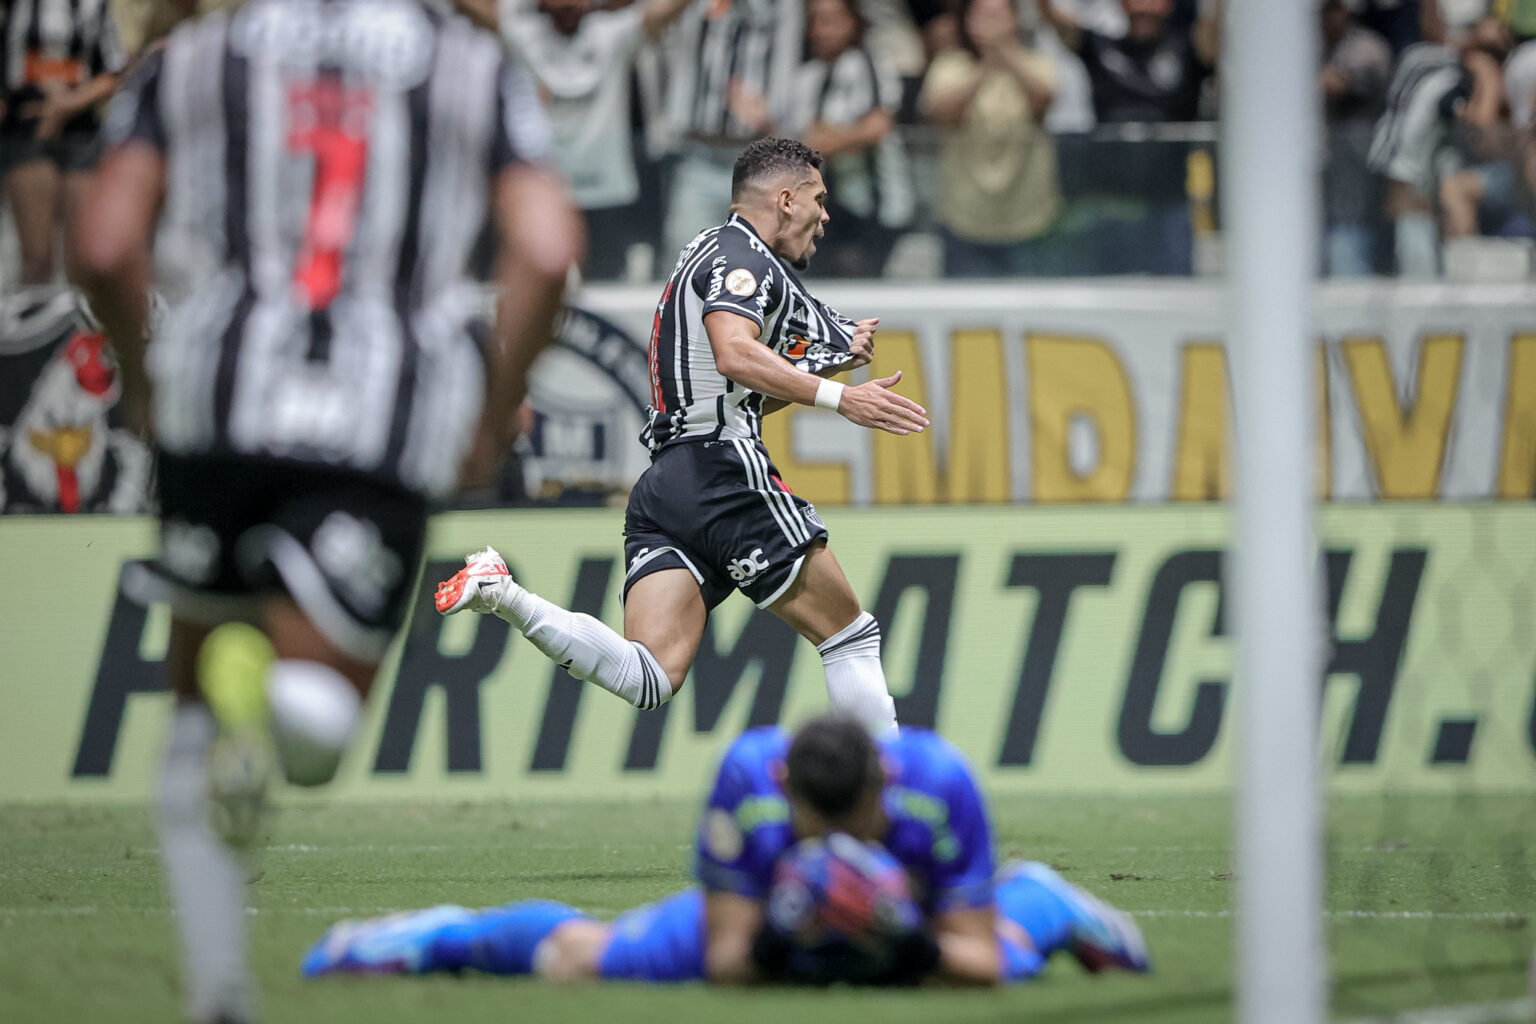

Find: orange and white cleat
434;546;515;616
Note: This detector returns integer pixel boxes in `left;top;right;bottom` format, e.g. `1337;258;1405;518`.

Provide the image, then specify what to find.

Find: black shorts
127;452;428;661
0;127;100;176
622;438;829;611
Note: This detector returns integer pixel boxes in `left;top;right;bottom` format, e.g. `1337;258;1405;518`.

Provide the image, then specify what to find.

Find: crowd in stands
3;0;1536;300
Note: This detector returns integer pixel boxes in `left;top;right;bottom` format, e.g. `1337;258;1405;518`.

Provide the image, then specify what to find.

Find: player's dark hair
784;714;881;820
731;137;824;200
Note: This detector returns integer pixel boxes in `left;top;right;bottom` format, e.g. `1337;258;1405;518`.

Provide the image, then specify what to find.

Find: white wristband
814;379;845;412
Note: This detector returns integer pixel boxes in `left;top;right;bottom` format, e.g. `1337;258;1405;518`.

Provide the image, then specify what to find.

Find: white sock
158;703;255;1024
817;612;898;736
266;660;362;787
497;587;673;710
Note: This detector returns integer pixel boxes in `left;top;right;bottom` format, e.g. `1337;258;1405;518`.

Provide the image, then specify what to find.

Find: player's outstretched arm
705;311;927;435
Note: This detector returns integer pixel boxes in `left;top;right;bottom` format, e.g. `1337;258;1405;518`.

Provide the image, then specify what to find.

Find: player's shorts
598;888;706;983
125;452;428;662
623;438;828;611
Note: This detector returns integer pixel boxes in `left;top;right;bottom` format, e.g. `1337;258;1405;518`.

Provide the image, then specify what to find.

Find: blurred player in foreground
72;0;581;1020
303;714;1149;986
435;138;928;736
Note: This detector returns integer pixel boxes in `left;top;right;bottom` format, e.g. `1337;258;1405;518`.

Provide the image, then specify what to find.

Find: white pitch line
1340;998;1535;1024
1129;910;1528;922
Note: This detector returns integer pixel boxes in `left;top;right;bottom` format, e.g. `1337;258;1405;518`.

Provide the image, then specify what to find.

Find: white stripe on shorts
732;438;807;547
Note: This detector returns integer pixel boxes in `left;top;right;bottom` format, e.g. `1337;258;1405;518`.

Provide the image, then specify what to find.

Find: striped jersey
791;47;914;229
1;0;125;98
665;0;802;142
99;0;550;498
643;213;856;455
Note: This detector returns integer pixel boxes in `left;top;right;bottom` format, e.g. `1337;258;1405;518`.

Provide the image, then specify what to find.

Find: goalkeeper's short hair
785;714;882;821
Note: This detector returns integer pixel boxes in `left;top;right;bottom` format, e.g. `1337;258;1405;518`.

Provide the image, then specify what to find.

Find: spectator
1367;13;1513;274
1437;17;1523;243
921;0;1061;276
1034;0;1220;275
503;0;697;280
788;0;915;277
1321;0;1394;275
660;0;805;258
1;0;126;291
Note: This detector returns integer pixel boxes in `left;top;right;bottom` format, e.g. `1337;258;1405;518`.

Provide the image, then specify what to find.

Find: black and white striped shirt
665;0;802;142
1;0;125;98
643;213;856;454
100;0;550;499
792;47;914;229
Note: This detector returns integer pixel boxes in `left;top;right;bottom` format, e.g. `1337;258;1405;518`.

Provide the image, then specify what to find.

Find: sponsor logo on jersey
727;547;770;583
725;268;758;297
706;255;729;301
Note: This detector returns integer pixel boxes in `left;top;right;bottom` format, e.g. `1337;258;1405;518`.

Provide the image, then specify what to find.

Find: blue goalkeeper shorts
598;888;707;982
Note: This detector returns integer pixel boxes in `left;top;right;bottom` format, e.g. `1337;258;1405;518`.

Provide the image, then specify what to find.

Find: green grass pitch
1;794;1530;1024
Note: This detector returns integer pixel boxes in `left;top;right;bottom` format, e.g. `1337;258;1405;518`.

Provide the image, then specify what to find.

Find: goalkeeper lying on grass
302;714;1149;986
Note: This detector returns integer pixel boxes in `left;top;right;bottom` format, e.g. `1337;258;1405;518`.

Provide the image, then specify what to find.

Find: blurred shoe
302;905;473;977
1008;861;1151;974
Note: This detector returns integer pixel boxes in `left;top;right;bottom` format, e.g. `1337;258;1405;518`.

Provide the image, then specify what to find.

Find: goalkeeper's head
783;714;886;841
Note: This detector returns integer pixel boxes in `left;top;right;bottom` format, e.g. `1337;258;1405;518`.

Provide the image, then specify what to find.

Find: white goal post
1223;1;1326;1024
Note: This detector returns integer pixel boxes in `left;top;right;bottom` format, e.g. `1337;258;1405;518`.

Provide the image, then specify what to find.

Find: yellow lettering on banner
759;408;852;506
1026;334;1135;502
946;329;1011;503
1170;343;1230;501
1317;344;1332;499
1341;335;1464;499
870;329;1010;504
871;330;939;504
1497;333;1536;499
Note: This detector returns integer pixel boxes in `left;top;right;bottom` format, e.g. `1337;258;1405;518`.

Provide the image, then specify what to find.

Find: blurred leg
5;158;61;286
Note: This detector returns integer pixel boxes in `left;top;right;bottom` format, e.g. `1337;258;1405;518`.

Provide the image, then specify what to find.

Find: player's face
784;169;830;270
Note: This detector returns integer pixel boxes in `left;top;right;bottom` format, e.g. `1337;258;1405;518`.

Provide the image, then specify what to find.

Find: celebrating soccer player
436;138;928;735
302;714;1151;986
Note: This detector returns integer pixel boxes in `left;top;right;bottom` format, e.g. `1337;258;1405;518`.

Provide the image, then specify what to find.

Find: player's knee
267;660;362;786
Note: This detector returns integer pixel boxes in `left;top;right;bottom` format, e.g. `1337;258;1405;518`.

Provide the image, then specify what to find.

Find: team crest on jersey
725;269;758;297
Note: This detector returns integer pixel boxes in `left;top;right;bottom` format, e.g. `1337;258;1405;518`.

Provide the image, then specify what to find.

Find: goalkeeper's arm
704;891;766;985
932;906;1004;986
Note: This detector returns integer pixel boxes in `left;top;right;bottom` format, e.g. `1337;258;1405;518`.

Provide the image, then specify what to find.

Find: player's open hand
847;318;877;368
837;370;928;436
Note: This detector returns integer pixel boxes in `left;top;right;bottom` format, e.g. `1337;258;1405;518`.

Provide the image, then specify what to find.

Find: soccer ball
765;833;924;984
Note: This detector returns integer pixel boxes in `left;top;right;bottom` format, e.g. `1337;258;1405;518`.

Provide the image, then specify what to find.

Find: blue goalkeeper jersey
694;727;996;915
